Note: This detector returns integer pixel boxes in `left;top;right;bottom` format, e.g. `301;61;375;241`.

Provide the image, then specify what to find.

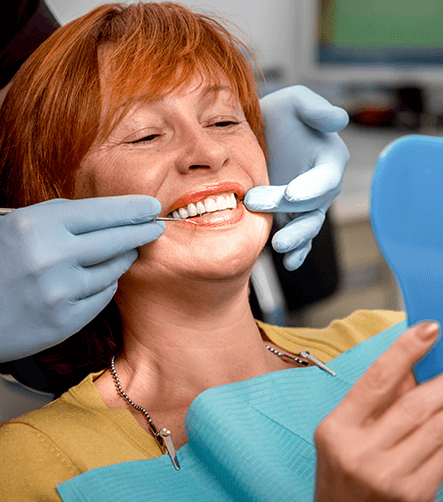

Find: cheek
258;163;270;187
72;151;127;199
237;135;269;187
72;166;97;199
72;150;166;199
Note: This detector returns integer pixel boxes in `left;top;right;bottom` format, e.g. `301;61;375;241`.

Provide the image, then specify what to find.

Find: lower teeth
183;209;232;221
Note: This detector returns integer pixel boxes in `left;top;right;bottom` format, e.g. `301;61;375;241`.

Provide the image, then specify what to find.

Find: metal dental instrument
156;212;202;225
0;207;203;225
299;350;337;377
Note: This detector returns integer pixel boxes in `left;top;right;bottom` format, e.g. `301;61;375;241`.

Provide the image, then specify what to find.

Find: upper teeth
171;194;237;220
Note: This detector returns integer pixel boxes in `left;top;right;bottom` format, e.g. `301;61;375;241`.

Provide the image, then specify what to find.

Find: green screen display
319;0;443;64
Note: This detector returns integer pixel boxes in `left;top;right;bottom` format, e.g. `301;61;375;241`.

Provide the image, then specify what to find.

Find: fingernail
417;322;440;341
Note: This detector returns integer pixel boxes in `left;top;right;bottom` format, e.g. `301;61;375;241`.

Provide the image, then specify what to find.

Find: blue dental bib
56;320;443;502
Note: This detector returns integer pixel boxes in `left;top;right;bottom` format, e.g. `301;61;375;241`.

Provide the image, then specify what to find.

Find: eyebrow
115;83;235;113
201;84;232;96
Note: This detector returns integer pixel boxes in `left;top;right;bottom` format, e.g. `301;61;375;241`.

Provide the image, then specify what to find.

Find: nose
174;125;230;174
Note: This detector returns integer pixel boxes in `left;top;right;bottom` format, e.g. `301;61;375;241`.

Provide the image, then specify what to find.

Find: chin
134;211;272;284
186;240;265;281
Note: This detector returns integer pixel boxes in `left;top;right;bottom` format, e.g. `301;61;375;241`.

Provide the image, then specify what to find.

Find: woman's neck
111;274;283;406
95;273;288;450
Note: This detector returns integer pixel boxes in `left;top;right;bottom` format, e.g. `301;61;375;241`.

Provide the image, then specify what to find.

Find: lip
169;181;246;213
187;202;245;228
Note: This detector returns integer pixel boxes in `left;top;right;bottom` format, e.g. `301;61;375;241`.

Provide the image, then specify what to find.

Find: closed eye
211;120;240;128
130;134;161;144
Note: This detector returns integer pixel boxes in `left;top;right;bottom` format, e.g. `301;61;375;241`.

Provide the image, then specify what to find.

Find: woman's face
73;73;272;284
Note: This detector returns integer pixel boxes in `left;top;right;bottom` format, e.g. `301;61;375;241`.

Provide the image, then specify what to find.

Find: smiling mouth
168;193;239;221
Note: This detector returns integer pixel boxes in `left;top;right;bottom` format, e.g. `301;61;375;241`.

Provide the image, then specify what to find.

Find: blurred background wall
46;0;304;86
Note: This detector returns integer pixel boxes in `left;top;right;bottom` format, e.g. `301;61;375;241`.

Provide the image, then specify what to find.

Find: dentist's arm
0;196;165;362
245;86;350;270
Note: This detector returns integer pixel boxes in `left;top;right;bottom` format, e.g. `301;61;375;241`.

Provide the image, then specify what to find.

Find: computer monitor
299;0;443;91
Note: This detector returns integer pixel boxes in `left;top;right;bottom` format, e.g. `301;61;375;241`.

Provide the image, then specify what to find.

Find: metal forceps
0;207;203;225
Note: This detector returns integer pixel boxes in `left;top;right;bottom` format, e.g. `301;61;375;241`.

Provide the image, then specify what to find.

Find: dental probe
0;207;203;225
156;213;202;225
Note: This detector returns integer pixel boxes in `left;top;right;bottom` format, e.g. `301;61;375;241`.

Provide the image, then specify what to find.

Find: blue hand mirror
371;135;443;383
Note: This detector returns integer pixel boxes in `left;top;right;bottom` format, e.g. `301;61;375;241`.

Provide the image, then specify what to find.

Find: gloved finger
283;240;313;271
245;139;346;214
76;249;139;300
55;195;162;235
284;168;343;212
272;210;325;254
244;185;294;212
33;198;71;207
244;179;338;215
284;136;348;204
67;281;119;335
291;86;349;133
75;220;165;267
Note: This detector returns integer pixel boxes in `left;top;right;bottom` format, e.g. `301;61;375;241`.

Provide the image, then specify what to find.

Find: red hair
0;2;265;394
0;2;265;208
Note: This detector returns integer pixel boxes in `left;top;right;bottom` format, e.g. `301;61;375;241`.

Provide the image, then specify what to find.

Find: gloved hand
0;196;165;362
245;85;350;270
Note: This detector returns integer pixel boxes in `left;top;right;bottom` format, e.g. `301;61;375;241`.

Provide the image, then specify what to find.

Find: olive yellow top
0;310;406;501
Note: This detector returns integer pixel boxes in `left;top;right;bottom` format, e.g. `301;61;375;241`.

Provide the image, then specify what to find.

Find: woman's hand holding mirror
314;322;443;502
0;196;165;362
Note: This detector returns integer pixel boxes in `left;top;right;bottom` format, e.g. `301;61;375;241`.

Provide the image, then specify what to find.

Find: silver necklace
110;355;180;470
110;346;335;471
265;345;337;376
265;345;309;366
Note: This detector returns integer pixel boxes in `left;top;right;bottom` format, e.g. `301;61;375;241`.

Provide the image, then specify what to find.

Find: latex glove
245;86;350;270
0;196;165;362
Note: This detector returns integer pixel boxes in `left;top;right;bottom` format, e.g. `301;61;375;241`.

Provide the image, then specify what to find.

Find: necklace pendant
159;428;180;470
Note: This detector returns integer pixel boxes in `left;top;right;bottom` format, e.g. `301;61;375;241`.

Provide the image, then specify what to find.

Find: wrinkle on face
72;56;271;287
